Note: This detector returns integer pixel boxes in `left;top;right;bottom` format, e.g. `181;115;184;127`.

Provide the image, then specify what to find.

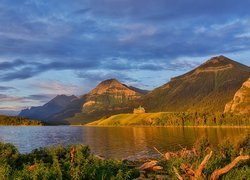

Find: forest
0;115;43;126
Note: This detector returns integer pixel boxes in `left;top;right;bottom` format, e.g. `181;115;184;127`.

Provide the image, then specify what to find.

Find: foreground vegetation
0;143;139;180
88;112;250;126
0;135;249;179
0;115;43;126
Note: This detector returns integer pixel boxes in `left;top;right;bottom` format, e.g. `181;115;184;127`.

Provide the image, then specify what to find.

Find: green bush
0;143;139;180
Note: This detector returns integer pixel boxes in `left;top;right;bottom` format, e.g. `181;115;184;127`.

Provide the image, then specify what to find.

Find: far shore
78;124;250;128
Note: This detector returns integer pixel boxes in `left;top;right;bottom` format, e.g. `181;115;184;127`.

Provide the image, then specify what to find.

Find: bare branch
173;166;183;180
210;155;249;180
195;151;213;178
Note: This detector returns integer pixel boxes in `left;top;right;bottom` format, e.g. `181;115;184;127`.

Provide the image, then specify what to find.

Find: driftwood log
139;160;158;171
210;155;249;180
153;146;248;179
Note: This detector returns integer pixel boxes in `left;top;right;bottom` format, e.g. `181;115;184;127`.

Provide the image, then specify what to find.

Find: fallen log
210;155;249;180
139;160;158;171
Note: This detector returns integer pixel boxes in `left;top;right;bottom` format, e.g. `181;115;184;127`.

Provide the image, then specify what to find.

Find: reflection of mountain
78;127;248;159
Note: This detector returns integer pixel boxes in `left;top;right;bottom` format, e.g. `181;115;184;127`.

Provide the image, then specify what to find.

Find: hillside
88;112;250;126
224;78;250;114
19;95;77;121
142;56;250;112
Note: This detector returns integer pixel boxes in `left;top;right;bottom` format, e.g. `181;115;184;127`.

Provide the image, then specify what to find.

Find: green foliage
0;142;139;180
0;115;43;126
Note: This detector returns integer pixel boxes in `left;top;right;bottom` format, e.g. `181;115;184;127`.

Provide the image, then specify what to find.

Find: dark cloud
0;0;249;83
77;71;138;83
0;86;16;91
25;94;56;103
0;93;56;104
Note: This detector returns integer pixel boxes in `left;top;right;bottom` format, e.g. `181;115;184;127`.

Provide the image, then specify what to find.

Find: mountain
224;78;250;114
142;55;250;112
47;95;87;124
19;95;77;121
42;79;145;124
81;79;142;113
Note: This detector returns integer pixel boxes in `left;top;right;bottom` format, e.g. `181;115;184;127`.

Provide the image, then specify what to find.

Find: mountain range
19;55;250;124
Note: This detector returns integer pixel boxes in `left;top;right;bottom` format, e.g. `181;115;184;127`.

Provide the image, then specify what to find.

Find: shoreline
1;124;249;128
80;124;250;128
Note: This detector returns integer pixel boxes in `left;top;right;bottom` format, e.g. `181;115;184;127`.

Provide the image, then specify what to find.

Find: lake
0;126;249;159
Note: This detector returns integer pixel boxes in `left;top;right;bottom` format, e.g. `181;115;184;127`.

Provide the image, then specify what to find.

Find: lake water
0;126;249;159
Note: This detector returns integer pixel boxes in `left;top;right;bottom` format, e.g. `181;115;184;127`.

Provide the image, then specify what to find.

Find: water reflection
0;126;249;159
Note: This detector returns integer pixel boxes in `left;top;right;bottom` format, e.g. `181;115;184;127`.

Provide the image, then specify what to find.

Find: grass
87;112;250;126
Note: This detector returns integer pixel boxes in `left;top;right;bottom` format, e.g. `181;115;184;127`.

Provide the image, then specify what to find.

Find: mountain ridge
141;55;250;112
18;55;250;124
19;95;77;121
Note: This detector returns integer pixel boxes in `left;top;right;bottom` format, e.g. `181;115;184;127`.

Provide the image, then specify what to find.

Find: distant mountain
142;55;250;112
47;95;87;124
19;95;77;121
224;78;250;114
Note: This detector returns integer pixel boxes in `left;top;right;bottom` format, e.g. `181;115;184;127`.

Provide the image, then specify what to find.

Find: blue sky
0;0;250;114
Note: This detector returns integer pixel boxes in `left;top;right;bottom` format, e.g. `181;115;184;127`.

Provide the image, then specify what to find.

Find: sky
0;0;250;114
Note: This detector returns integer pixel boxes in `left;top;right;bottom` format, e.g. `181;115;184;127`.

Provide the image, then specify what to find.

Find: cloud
0;86;16;91
32;80;83;95
0;94;24;102
0;0;250;111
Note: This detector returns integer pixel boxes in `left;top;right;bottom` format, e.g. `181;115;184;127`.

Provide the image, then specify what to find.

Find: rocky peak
82;79;143;113
198;55;235;69
89;79;132;95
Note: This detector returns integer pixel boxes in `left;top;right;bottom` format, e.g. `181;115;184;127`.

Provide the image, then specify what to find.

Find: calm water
0;126;249;159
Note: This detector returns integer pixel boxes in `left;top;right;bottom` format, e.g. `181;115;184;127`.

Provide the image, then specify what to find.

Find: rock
224;78;250;114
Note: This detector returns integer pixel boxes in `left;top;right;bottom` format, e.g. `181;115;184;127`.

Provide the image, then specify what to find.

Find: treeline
90;112;250;126
0;135;249;179
147;112;250;126
0;115;43;126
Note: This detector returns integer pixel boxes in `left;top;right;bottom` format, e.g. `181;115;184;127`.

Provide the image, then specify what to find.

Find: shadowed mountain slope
19;95;77;121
